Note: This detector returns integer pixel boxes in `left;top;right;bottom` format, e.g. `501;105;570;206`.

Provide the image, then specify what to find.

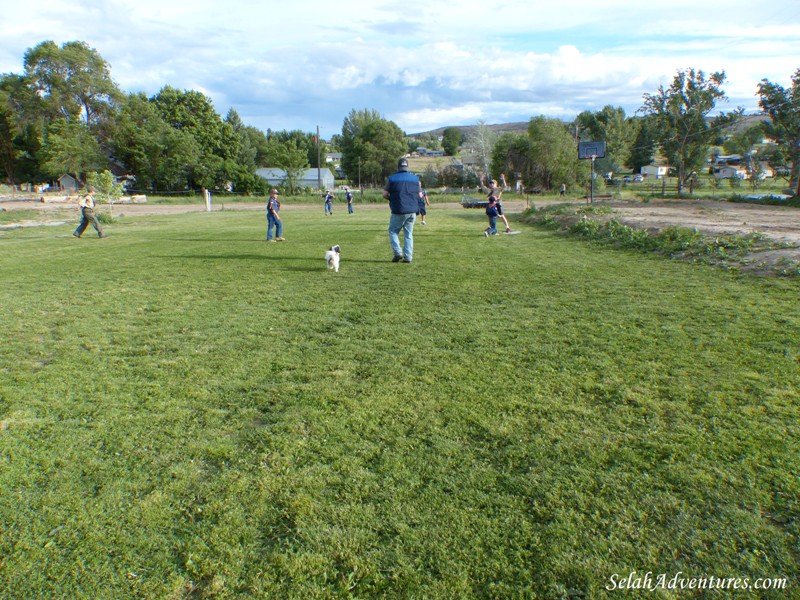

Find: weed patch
524;205;799;277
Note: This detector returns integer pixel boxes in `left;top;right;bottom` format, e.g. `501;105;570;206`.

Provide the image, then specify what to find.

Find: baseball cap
398;158;409;170
270;188;278;194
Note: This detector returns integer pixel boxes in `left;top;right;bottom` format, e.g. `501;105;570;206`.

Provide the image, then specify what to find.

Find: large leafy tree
151;86;233;157
225;109;257;170
758;69;800;195
0;73;42;184
110;92;200;190
151;86;239;188
266;135;308;193
626;116;658;173
22;41;121;183
492;116;584;192
23;40;120;126
268;129;327;169
641;68;731;194
340;109;406;185
38;119;106;183
575;106;638;175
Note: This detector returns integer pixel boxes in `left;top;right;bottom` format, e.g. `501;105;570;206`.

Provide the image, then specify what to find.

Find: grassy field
0;204;798;599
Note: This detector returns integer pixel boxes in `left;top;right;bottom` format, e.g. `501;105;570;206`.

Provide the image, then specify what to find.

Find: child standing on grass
484;196;500;236
266;188;285;241
324;190;334;215
481;173;512;234
418;184;430;224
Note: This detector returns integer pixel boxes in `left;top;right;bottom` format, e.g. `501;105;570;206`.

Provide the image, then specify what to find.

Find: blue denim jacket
385;170;420;214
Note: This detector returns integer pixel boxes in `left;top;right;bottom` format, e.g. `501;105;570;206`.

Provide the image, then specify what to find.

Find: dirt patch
525;197;800;276
607;198;800;245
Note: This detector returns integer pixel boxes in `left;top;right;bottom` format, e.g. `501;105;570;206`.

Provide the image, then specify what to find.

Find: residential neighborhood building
57;174;80;192
641;165;670;179
256;167;335;190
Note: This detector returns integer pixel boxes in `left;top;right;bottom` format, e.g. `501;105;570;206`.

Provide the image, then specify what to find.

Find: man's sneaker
72;233;81;238
392;255;403;262
276;237;286;241
402;258;412;263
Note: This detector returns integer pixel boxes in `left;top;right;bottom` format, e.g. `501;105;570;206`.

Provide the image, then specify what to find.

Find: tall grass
1;205;798;599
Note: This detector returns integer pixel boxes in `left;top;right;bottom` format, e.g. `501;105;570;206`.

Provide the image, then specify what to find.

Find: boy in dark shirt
480;173;512;233
484;197;500;236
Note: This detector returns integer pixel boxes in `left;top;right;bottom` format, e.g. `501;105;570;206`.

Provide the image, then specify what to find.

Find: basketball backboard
578;141;606;160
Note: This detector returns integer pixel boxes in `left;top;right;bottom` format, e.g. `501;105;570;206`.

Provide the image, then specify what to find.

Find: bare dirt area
523;197;800;275
607;198;800;246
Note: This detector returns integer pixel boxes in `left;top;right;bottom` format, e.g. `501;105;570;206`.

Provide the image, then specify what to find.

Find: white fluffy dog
325;245;341;272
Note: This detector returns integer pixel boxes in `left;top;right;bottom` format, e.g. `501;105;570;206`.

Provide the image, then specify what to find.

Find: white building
256;167;335;190
641;165;670;179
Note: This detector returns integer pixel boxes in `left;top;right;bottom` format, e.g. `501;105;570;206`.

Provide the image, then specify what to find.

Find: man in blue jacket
383;158;422;263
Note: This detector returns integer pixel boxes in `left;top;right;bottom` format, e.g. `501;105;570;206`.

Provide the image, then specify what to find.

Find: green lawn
1;204;798;599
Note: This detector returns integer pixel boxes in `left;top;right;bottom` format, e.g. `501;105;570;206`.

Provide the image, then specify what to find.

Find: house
325;153;343;166
713;165;747;179
58;174;80;192
256;167;335;190
641;165;670;179
713;154;743;166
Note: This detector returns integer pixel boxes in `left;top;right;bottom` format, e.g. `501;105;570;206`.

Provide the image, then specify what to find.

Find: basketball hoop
578;142;606;203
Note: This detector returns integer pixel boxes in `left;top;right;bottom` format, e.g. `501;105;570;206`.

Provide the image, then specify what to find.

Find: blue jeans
348;202;353;214
325;201;332;215
267;213;282;239
388;212;416;261
487;216;498;235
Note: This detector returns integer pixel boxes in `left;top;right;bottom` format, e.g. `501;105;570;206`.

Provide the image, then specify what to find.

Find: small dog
325;245;341;272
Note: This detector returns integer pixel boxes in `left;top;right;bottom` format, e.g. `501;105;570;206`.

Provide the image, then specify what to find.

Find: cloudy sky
2;0;798;137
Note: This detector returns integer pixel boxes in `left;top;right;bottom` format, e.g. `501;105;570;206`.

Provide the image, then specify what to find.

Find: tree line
1;40;798;196
0;41;332;194
484;68;800;196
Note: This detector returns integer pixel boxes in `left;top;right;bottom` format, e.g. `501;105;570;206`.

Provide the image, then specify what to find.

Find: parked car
633;174;644;183
622;175;633;183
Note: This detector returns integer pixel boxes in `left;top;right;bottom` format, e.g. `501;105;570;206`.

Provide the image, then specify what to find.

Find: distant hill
411;113;769;138
409;122;530;137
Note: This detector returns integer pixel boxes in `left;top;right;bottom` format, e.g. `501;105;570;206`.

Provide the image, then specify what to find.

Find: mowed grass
0;203;798;599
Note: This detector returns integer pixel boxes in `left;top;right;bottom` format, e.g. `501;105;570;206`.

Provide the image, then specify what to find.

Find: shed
58;174;80;192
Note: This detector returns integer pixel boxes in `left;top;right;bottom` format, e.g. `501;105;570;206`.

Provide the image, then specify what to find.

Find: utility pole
316;125;322;191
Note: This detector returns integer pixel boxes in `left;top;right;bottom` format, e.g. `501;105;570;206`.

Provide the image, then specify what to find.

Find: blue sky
2;0;798;137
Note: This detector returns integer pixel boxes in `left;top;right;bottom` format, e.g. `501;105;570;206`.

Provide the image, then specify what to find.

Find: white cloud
2;0;799;134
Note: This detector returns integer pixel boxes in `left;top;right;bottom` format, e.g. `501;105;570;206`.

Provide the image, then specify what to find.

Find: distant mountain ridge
410;113;768;138
409;122;530;137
